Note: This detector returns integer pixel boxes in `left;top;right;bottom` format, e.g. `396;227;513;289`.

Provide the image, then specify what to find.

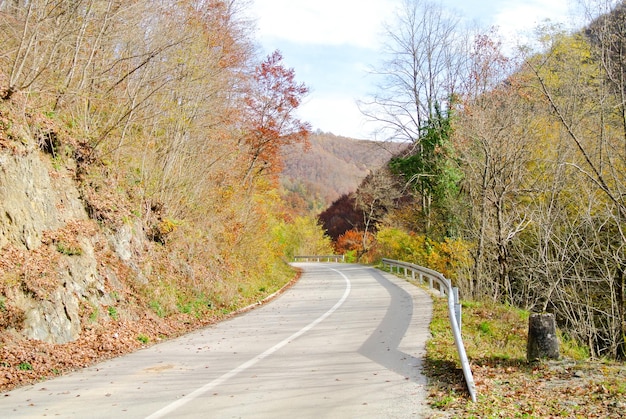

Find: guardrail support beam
453;287;462;330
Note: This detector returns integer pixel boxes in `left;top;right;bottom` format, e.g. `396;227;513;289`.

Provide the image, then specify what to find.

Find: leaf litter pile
1;313;207;392
424;297;626;418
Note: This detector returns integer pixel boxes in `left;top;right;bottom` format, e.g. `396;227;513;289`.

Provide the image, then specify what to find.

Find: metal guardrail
293;255;345;262
381;258;477;403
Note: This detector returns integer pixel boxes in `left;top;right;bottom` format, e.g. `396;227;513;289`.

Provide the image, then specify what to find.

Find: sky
249;0;576;140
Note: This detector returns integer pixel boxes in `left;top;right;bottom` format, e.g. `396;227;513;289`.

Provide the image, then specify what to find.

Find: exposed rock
0;152;63;250
111;224;133;261
22;287;81;343
0;144;128;344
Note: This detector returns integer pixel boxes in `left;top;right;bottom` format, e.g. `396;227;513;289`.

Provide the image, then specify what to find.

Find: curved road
0;263;433;418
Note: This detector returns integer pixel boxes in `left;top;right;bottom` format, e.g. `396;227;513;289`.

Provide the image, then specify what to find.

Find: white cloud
297;94;371;138
250;0;577;139
493;0;571;46
252;0;397;48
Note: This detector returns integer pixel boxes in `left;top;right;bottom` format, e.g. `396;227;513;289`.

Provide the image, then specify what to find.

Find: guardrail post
453;287;462;331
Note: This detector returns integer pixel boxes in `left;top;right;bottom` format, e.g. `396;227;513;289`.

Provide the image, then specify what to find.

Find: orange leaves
335;229;372;255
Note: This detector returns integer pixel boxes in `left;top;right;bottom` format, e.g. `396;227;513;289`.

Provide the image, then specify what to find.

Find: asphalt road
0;263;434;418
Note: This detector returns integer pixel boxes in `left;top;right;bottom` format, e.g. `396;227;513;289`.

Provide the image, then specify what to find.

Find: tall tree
359;0;467;143
389;103;463;238
359;0;468;240
242;50;310;183
525;8;626;359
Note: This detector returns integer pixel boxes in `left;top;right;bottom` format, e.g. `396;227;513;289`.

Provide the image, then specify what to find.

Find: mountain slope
281;132;405;210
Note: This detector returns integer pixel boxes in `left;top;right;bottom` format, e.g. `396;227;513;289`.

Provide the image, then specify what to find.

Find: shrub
374;227;472;280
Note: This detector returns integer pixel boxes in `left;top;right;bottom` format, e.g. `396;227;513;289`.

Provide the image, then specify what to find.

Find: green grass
149;300;166;317
89;307;99;322
478;321;493;336
423;296;624;418
18;362;32;371
107;306;118;320
55;242;83;256
426;298;534;374
176;295;215;318
559;333;590;359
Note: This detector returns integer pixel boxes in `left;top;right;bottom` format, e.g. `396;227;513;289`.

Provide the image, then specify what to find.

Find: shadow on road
358;269;427;384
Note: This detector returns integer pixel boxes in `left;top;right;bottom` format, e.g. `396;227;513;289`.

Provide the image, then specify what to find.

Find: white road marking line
145;267;351;419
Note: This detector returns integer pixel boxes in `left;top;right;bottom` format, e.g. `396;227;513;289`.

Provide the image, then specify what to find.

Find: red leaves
242;50;311;180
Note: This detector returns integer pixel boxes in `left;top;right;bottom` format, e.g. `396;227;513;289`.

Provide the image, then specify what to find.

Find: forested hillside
327;0;626;360
280;133;404;213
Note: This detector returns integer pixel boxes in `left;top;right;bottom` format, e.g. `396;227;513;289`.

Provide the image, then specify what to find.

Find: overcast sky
250;0;576;139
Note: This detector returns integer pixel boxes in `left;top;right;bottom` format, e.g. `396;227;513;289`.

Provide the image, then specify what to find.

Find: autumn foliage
318;194;363;240
0;0;323;392
334;229;374;262
243;50;311;181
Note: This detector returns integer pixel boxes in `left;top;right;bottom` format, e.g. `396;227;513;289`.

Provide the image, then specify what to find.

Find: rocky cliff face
0;137;137;344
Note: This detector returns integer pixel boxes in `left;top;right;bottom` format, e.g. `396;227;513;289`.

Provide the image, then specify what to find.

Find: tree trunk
617;266;626;360
527;313;560;362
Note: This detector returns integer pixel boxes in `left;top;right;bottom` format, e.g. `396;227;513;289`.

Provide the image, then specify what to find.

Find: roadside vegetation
323;0;626;364
0;0;332;392
2;0;626;407
424;295;626;418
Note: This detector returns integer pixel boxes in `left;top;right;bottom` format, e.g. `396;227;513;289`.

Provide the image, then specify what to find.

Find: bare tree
456;79;537;303
354;167;403;255
359;0;468;143
521;12;626;358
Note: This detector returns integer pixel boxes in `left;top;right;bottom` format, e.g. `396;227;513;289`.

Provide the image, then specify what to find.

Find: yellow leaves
375;227;472;280
156;218;181;237
272;215;333;260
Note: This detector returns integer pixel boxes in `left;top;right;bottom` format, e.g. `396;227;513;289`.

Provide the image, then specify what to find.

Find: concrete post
527;313;560;361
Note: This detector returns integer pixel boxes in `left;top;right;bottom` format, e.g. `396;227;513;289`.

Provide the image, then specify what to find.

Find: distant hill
280;132;406;212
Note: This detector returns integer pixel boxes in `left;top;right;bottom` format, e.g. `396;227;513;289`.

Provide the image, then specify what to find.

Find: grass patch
424;297;626;418
18;362;32;371
176;295;214;318
149;300;166;318
477;321;493;336
55;242;83;256
107;306;118;320
89;307;99;322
